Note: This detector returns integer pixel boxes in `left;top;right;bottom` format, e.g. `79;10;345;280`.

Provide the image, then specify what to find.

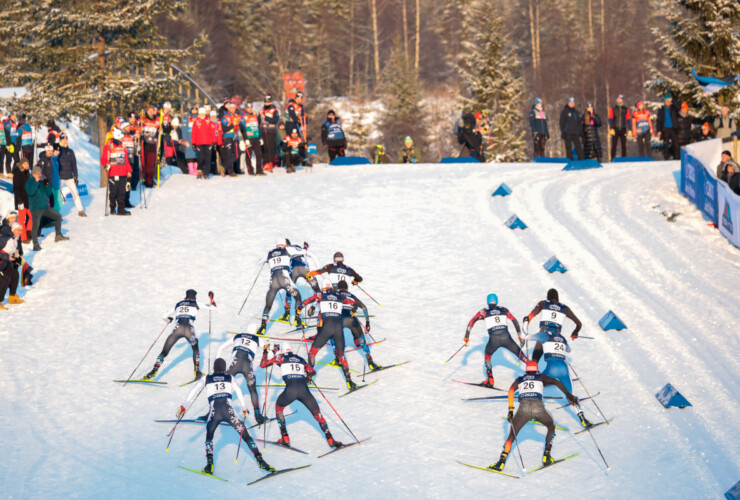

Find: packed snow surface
2;157;739;499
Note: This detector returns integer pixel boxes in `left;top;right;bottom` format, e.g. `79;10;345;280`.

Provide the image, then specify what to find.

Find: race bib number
281;362;305;378
331;272;350;285
177;305;197;318
519;380;543;397
206;381;231;398
320;300;342;314
543;341;567;355
269;255;288;269
484;314;507;330
235;336;257;353
543;310;565;326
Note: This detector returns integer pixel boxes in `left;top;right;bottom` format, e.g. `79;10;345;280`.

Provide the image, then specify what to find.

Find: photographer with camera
398;136;420;164
25;165;68;251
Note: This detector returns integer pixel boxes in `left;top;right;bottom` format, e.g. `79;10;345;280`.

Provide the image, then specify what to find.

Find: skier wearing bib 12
144;289;212;381
177;358;275;475
523;288;582;339
215;322;268;425
280;239;320;322
489;361;579;472
464;294;526;387
305;251;363;290
260;343;343;448
302;283;357;390
257;241;304;334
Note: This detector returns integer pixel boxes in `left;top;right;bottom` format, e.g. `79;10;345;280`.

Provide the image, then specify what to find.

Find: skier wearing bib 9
305;251;363;290
280;239;320;322
523;288;582;339
464;294;526;387
489;361;579;472
178;358;275;475
260;343;343;448
215;322;268;425
302;283;357;390
257;241;304;334
144;289;213;381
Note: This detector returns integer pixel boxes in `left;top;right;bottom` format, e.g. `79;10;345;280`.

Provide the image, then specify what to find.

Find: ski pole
311;379;360;444
355;284;381;306
566;360;609;424
262;354;274;448
509;420;526;470
207;291;215;374
444;344;466;364
238;262;266;316
360;321;377;344
122;319;172;386
583;423;610;469
166;383;205;451
235;415;248;462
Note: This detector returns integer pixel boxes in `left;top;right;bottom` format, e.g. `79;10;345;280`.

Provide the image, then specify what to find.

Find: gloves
571;332;579;340
74;176;78;185
242;409;249;418
609;129;615;136
352;280;358;286
126;182;131;192
568;395;579;405
7;145;14;154
263;342;270;353
307;305;315;317
522;317;529;326
507;408;514;422
177;405;186;418
272;343;280;353
627;131;633;139
518;336;525;348
303;241;309;249
259;138;264;146
165;316;173;323
365;321;371;332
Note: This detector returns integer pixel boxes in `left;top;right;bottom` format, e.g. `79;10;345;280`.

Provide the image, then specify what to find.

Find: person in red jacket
190;108;214;180
209;110;224;177
282;127;305;174
140;105;160;188
632;101;654;158
101;128;133;216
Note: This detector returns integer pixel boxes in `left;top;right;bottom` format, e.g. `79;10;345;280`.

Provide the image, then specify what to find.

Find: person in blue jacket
321;110;347;161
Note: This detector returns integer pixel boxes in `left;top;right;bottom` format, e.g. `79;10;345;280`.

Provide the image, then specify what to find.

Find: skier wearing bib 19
215;322;268;425
305;251;363;290
523;288;582;339
489;361;579;472
178;358;275;475
144;289;212;381
260;343;343;448
280;239;320;322
464;293;526;387
257;241;304;334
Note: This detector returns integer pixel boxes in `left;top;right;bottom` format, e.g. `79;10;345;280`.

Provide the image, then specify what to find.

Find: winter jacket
529;105;549;137
25;176;52;211
38;153;60;189
693;129;715;142
675;114;693;146
285;99;305;131
101;140;133;177
730;172;740;196
713;115;736;140
0;120;7;146
4;119;19;145
374;151;390;164
56;146;78;180
582;114;603;159
191;117;214;146
220;112;238;140
608;104;631;131
259;104;280;132
457;114;483;160
183;113;197;159
656;104;678;134
0;224;19;272
47;123;61;146
17;122;33;148
399;146;421;163
717;159;739;182
12;165;29;209
240;112;261;140
283;135;306;157
210;119;223;146
321;118;347;147
559;105;582;136
632;109;653;136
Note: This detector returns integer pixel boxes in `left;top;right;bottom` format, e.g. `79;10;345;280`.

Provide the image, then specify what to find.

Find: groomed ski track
2;159;738;498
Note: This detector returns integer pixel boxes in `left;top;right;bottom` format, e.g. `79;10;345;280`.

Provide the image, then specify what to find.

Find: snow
2;153;740;498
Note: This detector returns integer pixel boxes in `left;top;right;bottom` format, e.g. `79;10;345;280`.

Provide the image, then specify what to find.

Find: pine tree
647;0;740;115
458;3;526;162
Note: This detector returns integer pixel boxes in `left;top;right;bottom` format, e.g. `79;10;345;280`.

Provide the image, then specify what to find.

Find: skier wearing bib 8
178;358;275;475
280;239;320;322
260;343;343;448
464;293;526;387
305;251;363;290
144;289;211;381
523;288;582;339
257;241;304;334
302;283;357;390
489;361;579;472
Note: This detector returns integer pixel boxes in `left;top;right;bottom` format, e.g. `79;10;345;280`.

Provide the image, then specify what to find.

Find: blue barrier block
65;183;89;200
330;157;371;166
725;480;740;500
543;255;567;273
611;156;654;162
491;183;512;197
599;310;626;331
505;214;527;230
563;159;602;170
307;143;317;155
655;383;692;409
0;179;12;194
440;157;480;163
534;157;569;163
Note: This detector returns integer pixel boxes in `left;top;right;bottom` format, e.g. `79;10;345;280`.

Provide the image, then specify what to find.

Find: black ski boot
203;454;214;474
257;319;267;335
578;410;592;428
254;409;268;425
256;455;276;473
279;310;290;322
143;363;160;380
542;443;554;466
346;379;357;391
367;356;382;371
489;451;508;471
326;434;343;448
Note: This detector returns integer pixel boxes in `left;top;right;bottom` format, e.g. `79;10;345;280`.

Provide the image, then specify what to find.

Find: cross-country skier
302;283;357;390
336;280;381;370
215;322;269;425
489;361;579;472
257;241;304;334
280;239;320;322
522;288;582;339
464;294;526;387
305;251;363;289
143;289;211;381
177;358;275;475
260;343;343;449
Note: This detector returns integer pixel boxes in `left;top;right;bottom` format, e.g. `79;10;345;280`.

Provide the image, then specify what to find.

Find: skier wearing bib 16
260;343;343;449
257;241;304;334
489;361;579;472
523;288;582;339
464;293;526;387
215;323;268;425
305;251;363;289
144;289;213;381
177;358;275;475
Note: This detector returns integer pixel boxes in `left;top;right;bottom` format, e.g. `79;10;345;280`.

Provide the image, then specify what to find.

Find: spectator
559;97;583;161
713;106;736;140
37;143;63;211
285;92;307;138
25;165;68;250
56;133;86;217
220;100;239;176
3;112;20;175
0;113;8;175
140;105;160;188
191;108;213;179
694;122;714;142
656;95;679;160
529;98;549;158
608;94;631;160
120;119;138;208
240;102;264;175
169;117;190;174
46;119;62;148
101;128;133;215
11;158;31;243
456;112;484;162
675;102;693;149
582;103;603;161
277;122;288;169
0;220;25;309
716;150;739;183
260;95;280;172
282;127;306;173
321;110;348;162
374;144;390;164
183;106;198;175
399;136;421;163
632;100;654;158
16;114;34;168
729;166;740;196
209;110;224;177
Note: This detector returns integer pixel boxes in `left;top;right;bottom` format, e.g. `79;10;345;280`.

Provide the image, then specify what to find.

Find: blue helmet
487;293;498;305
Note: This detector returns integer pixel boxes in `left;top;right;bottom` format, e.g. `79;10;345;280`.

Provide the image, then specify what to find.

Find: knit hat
534;97;542;104
264;94;273;102
404;136;413;145
198;107;206;115
11;222;22;232
568;97;575;103
664;95;672;101
32;166;42;174
5;210;18;221
680;102;689;112
617;94;624;100
721;150;732;158
635;100;643;107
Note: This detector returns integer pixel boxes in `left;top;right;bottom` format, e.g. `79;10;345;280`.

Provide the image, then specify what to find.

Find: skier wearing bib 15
523;288;582;339
260;343;343;449
257;241;304;334
305;251;363;290
489;361;579;472
464;294;526;387
144;289;213;381
215;322;268;425
177;358;275;475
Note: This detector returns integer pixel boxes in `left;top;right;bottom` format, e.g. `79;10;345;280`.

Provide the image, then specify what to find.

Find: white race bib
543;310;565;326
281;362;305;378
206;380;231;398
330;272;350;285
519;380;544;397
320;300;342;314
543;341;567;355
176;305;198;318
484;314;507;329
269;255;288;269
234;336;257;353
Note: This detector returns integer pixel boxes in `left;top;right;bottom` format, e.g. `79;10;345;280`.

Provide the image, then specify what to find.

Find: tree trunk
528;0;537;85
588;0;594;45
370;0;380;85
349;0;355;94
96;34;108;188
414;0;420;71
535;0;541;88
402;0;408;61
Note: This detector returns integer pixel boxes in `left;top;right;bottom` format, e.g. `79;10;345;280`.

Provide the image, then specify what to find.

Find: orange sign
283;72;306;100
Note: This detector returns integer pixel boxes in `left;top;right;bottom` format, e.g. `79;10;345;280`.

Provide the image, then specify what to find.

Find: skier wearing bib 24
464;294;526;387
178;358;275;475
215;322;268;425
260;343;343;449
257;242;304;334
280;239;320;322
489;361;579;472
143;289;211;381
305;251;363;289
523;288;582;339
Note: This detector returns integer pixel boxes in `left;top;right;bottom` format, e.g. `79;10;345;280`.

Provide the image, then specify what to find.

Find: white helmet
171;117;180;128
275;239;287;248
245;322;259;335
281;344;293;354
112;128;123;140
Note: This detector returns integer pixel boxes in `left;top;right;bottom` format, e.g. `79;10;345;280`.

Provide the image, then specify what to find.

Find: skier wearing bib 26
464;294;526;387
178;358;275;475
523;288;582;339
302;283;357;390
215;322;268;425
260;343;343;448
280;239;320;322
257;241;304;334
489;361;579;472
144;289;213;381
305;251;363;290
